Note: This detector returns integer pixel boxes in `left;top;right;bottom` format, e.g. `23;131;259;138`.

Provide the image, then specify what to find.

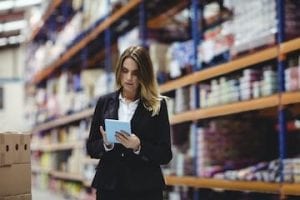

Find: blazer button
121;153;124;157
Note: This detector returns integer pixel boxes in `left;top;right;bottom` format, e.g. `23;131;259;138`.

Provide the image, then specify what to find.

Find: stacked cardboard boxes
0;132;31;200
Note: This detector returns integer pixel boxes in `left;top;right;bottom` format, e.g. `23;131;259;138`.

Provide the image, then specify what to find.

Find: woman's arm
139;99;173;165
86;97;106;159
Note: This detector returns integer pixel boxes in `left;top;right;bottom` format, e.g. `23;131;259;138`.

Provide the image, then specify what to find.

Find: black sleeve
86;97;106;159
139;99;173;165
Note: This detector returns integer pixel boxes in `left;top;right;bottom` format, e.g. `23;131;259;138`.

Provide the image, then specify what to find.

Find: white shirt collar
118;93;140;105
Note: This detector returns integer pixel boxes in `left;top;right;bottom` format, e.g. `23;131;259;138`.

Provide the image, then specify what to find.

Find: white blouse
118;93;139;121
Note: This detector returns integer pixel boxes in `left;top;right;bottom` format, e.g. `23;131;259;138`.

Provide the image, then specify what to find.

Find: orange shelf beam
31;142;83;152
280;37;300;55
50;171;84;182
165;176;280;194
281;91;300;106
32;108;94;133
281;183;300;196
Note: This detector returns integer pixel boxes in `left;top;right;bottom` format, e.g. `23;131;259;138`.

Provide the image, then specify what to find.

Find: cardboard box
0;133;14;167
12;133;31;164
0;132;31;165
21;194;31;200
0;193;31;200
0;164;31;196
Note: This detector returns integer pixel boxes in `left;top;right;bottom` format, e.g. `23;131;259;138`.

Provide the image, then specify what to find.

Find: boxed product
0;193;31;200
0;132;31;165
0;133;14;166
12;133;31;164
0;164;31;196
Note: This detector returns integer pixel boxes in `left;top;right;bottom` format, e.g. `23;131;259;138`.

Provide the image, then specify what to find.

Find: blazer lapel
103;91;119;120
131;100;149;135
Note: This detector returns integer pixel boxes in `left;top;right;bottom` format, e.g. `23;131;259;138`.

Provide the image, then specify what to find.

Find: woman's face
120;57;140;95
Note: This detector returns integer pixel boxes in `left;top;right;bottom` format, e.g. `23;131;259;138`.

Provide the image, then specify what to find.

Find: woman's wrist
133;144;141;153
134;144;141;151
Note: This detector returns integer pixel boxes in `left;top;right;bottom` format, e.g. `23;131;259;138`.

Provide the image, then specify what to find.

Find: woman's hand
100;126;112;147
116;131;140;151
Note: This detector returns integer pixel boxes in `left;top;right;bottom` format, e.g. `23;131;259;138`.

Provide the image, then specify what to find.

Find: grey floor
32;188;68;200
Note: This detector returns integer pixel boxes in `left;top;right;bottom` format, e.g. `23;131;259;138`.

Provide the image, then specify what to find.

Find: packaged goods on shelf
26;1;52;33
168;186;191;200
285;55;300;92
198;25;233;65
117;28;141;54
166;97;175;117
285;0;300;39
94;72;115;97
174;86;191;114
67;149;84;174
81;69;106;99
27;11;83;74
84;0;109;28
211;158;300;183
224;0;277;56
195;118;276;178
149;42;170;83
55;12;84;50
82;0;129;30
198;65;278;108
168;40;194;78
40;153;53;170
168;149;194;177
194;189;279;200
30;70;104;125
168;123;195;176
83;164;96;183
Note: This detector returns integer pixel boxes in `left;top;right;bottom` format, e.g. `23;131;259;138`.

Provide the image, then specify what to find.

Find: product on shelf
195;117;277;179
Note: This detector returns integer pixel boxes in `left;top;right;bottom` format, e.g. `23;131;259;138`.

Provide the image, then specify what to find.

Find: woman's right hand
100;126;112;147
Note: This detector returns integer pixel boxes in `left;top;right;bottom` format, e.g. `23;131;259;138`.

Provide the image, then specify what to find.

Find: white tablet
104;119;131;143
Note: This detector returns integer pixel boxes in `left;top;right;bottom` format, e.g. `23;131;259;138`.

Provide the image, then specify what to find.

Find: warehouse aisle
32;188;67;200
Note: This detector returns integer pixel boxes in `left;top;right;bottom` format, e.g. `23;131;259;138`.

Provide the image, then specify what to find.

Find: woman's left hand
116;131;140;151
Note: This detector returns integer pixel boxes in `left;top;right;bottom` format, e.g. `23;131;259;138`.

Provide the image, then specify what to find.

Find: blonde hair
115;46;163;116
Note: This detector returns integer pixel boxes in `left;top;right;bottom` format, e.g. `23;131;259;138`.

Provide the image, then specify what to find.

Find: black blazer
86;90;172;191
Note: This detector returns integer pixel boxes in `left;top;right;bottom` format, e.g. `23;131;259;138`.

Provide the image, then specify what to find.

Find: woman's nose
126;73;133;80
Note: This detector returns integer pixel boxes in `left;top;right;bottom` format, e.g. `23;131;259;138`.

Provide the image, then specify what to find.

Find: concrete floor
32;188;68;200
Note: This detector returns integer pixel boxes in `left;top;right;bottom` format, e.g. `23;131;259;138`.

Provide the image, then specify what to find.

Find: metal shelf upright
191;0;202;199
276;0;287;186
139;0;147;48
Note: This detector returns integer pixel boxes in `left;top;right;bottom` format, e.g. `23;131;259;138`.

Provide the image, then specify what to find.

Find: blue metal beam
105;0;112;72
139;0;147;48
276;0;286;183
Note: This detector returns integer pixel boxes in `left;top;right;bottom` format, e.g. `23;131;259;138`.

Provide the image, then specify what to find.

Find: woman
86;46;173;200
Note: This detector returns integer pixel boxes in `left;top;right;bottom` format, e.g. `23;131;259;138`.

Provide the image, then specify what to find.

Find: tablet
104;119;131;143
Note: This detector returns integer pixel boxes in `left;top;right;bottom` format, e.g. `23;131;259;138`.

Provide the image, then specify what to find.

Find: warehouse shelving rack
28;0;300;198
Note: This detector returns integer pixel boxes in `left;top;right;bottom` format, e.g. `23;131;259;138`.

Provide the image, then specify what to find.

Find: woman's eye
132;71;139;76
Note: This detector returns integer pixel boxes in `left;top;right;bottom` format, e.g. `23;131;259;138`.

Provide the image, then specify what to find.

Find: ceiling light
15;0;43;8
0;1;14;11
0;0;43;11
8;35;18;44
3;20;27;32
0;38;8;46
